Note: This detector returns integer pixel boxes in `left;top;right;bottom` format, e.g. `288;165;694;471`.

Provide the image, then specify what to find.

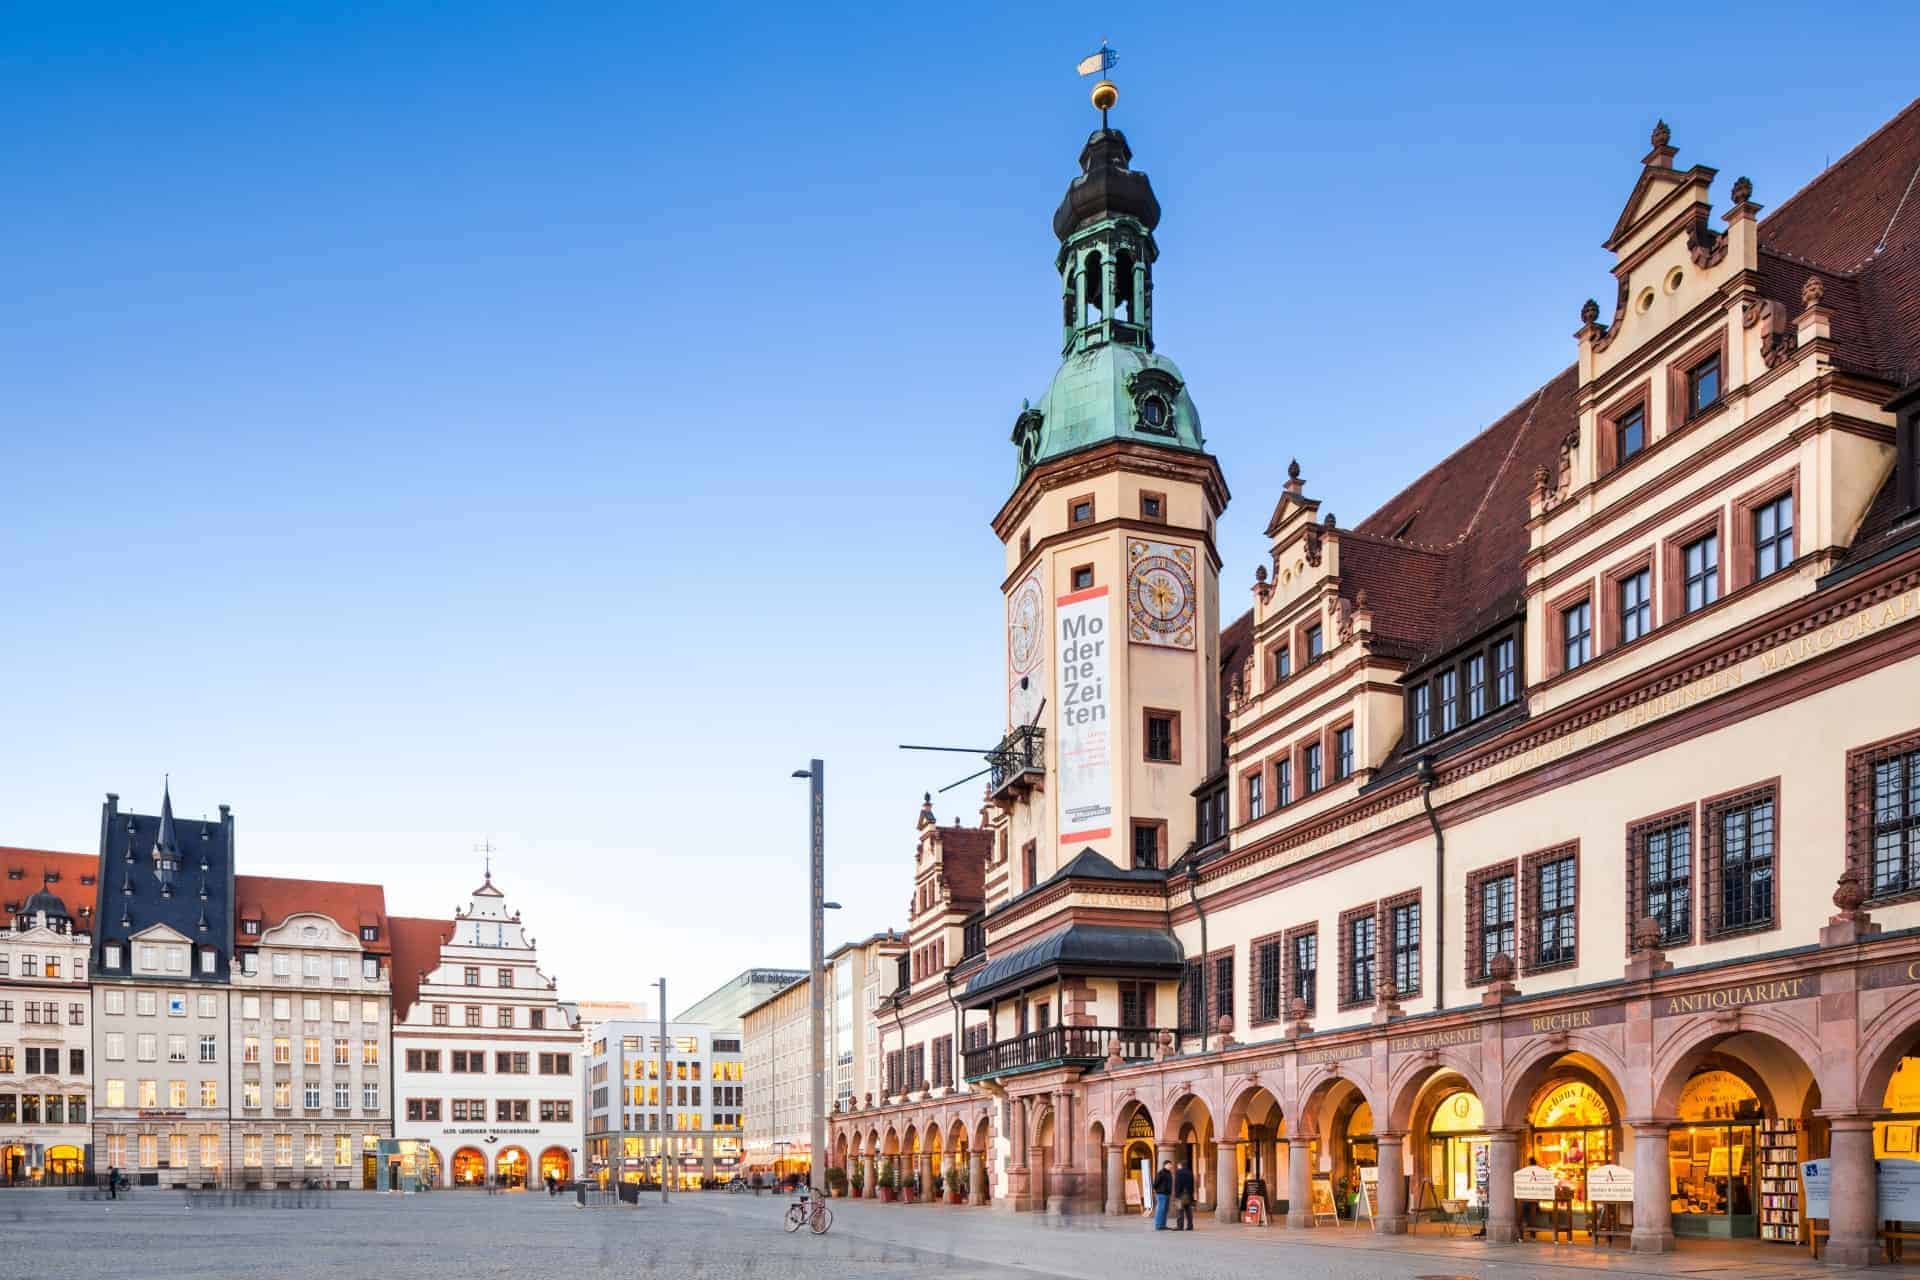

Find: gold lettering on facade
1529;1009;1594;1033
1660;976;1810;1017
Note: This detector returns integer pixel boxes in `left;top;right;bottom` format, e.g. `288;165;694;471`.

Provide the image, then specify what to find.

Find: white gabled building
1;850;97;1186
390;867;582;1189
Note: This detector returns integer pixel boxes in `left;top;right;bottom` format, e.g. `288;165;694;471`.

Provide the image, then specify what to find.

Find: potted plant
948;1159;967;1203
826;1166;848;1198
850;1165;865;1198
877;1160;897;1202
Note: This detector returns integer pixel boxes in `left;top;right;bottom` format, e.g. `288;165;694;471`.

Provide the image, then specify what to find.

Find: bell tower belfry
988;81;1229;897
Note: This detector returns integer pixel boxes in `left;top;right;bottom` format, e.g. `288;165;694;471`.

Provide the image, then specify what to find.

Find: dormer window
1686;353;1722;418
243;920;260;936
1412;685;1432;744
360;926;378;942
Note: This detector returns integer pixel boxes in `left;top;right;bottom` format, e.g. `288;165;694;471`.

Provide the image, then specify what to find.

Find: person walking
1173;1160;1196;1231
1151;1160;1173;1230
107;1165;118;1200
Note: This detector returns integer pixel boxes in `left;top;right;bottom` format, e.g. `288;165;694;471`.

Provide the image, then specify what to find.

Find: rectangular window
1177;958;1205;1034
273;1080;290;1109
463;966;479;986
1475;870;1516;981
1687;352;1722;418
1467;654;1487;720
1635;812;1694;948
1389;897;1421;997
1212;952;1234;1025
1708;786;1777;935
303;954;322;979
199;1035;217;1063
1117;980;1150;1029
1619;569;1652;644
332;955;349;980
1683;532;1720;613
201;1079;218;1107
1494;637;1518;705
1412;685;1432;744
1271;644;1291;683
1253;937;1283;1025
1306;624;1324;662
1561;600;1592;671
1530;849;1578;971
1754;492;1794;581
1275;757;1292;807
1246;771;1264;820
1069;495;1094;527
1304;742;1323;794
244;1135;262;1168
1616;404;1646;462
1859;735;1920;899
1070;564;1094;591
497;1006;514;1028
1140;491;1165;522
497;968;513;988
305;1082;321;1110
1334;725;1354;780
1345;910;1377;1007
1145;712;1177;763
243;1080;260;1109
465;1005;481;1027
1130;822;1160;871
1439;669;1458;733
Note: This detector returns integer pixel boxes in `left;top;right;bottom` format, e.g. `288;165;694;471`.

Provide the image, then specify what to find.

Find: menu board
1309;1174;1340;1222
1358;1166;1379;1222
1586;1164;1634;1203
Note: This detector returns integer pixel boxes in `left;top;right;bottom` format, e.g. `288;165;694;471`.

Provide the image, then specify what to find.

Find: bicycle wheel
810;1203;833;1234
783;1204;803;1232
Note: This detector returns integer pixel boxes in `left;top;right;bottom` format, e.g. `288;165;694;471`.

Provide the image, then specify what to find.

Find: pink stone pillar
1826;1115;1881;1267
1628;1122;1674;1253
1485;1129;1519;1243
1285;1137;1312;1228
1215;1142;1238;1223
1374;1132;1407;1233
1105;1143;1126;1216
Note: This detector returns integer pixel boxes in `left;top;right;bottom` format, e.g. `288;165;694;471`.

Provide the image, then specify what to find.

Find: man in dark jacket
1173;1160;1196;1230
1151;1161;1173;1230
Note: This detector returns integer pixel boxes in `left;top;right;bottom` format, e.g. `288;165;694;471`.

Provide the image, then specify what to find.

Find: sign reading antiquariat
1656;974;1817;1017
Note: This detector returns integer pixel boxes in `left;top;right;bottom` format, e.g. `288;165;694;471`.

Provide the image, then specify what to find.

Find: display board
1513;1165;1559;1201
1241;1194;1269;1226
1358;1166;1379;1223
1309;1174;1340;1224
1586;1164;1633;1203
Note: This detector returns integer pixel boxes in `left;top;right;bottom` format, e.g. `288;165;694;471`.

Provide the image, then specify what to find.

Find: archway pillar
1485;1128;1520;1243
1285;1136;1312;1228
1627;1119;1675;1253
1374;1131;1407;1233
1214;1140;1238;1223
1105;1142;1126;1216
1824;1113;1881;1267
1046;1089;1081;1214
864;1151;877;1199
971;1146;987;1205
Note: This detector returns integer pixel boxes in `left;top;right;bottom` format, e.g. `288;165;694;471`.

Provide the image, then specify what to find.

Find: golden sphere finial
1090;79;1118;113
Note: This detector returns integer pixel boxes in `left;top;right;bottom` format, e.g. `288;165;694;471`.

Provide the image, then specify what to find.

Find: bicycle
783;1192;833;1235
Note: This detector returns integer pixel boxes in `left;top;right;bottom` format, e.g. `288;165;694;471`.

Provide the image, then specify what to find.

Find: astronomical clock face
1006;570;1045;726
1126;538;1198;650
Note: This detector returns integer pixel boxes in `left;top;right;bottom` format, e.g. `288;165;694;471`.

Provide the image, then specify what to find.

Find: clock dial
1126;538;1198;650
1006;571;1046;725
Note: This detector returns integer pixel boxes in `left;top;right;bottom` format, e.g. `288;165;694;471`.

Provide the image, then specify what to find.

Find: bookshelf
1757;1118;1800;1242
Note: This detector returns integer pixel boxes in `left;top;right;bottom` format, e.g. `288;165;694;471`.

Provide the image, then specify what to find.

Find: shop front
1669;1069;1764;1238
1121;1109;1155;1212
539;1146;572;1185
1426;1089;1489;1207
1526;1079;1615;1204
451;1146;486;1187
496;1146;530;1190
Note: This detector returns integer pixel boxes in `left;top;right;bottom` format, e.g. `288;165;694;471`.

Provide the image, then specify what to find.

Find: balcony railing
961;1025;1168;1082
987;725;1045;799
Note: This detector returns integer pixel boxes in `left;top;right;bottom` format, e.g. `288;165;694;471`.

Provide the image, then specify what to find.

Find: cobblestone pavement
0;1189;1885;1279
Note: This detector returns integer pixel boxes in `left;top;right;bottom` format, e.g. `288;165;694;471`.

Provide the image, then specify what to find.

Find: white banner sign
1513;1166;1559;1200
1802;1159;1830;1218
1585;1164;1633;1202
1882;1159;1920;1222
1057;585;1112;845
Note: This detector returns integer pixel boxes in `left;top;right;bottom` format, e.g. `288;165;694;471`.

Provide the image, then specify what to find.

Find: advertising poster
1056;585;1111;844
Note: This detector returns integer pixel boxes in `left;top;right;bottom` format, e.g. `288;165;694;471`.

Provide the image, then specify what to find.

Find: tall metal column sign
1056;585;1112;845
807;759;826;1194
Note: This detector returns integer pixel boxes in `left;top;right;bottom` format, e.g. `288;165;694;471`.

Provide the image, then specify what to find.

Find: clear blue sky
3;2;1915;1004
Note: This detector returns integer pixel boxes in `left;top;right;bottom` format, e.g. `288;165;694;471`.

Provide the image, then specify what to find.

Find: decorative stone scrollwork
1125;367;1183;436
1802;274;1826;309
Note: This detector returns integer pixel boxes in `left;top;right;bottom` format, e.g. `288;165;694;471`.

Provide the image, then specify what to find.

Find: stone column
1285;1137;1312;1228
1047;1089;1079;1214
921;1151;937;1205
1628;1121;1674;1252
1106;1143;1126;1216
1002;1098;1029;1212
1375;1132;1407;1233
1826;1115;1881;1267
865;1152;877;1199
1485;1128;1519;1243
1215;1141;1239;1223
970;1148;987;1206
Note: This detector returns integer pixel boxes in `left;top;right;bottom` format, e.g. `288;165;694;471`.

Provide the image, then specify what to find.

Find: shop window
1704;782;1778;937
1670;1069;1764;1236
1523;845;1579;972
1339;904;1377;1009
1525;1080;1615;1207
1628;808;1694;950
1426;1090;1490;1203
1851;729;1920;901
1465;862;1517;984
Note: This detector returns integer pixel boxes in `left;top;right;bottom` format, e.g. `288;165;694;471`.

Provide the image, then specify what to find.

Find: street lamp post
791;761;839;1195
655;975;668;1205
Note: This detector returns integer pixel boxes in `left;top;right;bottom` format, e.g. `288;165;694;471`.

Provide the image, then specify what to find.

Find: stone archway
1223;1082;1284;1224
450;1146;486;1188
538;1146;571;1186
1166;1091;1216;1215
1108;1098;1156;1216
1030;1103;1054;1211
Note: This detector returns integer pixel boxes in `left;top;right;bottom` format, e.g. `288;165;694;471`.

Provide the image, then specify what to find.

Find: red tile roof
233;873;390;954
388;913;455;1021
0;847;98;929
1220;98;1920;695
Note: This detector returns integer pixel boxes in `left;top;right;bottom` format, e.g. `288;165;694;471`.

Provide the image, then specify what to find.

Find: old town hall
829;90;1920;1266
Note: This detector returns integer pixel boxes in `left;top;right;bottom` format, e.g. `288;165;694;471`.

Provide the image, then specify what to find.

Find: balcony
987;725;1045;800
961;1025;1168;1082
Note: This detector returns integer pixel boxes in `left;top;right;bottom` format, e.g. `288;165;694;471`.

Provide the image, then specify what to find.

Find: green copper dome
1013;344;1204;476
1010;126;1206;480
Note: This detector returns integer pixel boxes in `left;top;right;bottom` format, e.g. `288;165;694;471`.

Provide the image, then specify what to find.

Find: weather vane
1076;40;1119;127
